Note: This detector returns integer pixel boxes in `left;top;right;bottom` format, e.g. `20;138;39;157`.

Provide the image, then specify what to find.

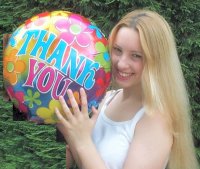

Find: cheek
133;61;144;73
139;65;144;74
111;54;117;65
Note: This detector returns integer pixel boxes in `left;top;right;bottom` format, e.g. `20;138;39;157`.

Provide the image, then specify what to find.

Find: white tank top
92;90;145;169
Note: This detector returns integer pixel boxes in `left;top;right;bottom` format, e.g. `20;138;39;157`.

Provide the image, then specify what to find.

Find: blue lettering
30;30;56;60
76;59;100;90
61;47;99;89
46;40;68;70
60;48;85;79
17;29;99;90
18;30;40;55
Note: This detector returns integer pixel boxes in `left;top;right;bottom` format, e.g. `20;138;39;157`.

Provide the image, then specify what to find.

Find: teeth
118;72;132;77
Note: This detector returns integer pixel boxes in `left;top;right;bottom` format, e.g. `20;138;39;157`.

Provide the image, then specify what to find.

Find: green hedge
0;0;200;168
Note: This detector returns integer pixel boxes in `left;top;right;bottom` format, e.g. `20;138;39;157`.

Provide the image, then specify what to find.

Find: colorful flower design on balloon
55;14;91;47
96;71;111;97
51;11;70;17
88;25;104;39
6;86;28;113
25;12;50;29
36;99;64;124
3;49;26;85
94;41;110;72
24;89;41;108
88;100;99;112
94;42;111;98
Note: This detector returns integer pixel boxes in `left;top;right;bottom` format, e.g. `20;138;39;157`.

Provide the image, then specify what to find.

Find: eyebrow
130;50;143;55
112;44;120;48
113;44;143;55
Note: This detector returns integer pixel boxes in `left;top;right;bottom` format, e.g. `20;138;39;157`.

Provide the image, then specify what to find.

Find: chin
114;79;132;88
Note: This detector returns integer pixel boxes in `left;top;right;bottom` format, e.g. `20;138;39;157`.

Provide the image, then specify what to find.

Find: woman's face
111;27;144;89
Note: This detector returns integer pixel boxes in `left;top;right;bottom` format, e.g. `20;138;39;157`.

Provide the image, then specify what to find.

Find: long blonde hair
109;9;199;169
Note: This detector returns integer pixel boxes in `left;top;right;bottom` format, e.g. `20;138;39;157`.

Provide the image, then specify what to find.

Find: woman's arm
123;113;173;169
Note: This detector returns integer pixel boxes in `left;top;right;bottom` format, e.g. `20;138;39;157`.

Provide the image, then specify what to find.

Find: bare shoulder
124;112;173;169
137;112;172;135
135;112;173;151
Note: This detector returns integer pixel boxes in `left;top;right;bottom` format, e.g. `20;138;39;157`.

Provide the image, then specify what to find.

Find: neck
122;85;143;103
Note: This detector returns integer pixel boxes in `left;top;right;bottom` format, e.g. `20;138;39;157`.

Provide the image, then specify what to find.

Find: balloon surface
3;11;111;124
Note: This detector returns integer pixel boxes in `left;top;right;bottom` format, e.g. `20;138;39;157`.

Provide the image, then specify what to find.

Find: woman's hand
56;88;108;169
55;88;98;150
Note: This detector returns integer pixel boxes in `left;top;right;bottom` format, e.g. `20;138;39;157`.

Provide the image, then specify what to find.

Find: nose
116;55;129;69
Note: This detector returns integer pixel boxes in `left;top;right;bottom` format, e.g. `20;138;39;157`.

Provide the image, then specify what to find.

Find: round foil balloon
3;11;111;124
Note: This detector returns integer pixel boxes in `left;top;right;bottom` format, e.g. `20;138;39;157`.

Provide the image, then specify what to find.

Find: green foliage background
0;0;200;168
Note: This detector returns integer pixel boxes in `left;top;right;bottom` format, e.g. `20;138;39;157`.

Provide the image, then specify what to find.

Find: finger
59;96;73;120
55;107;69;126
80;88;88;115
91;106;99;122
56;120;67;134
67;89;80;116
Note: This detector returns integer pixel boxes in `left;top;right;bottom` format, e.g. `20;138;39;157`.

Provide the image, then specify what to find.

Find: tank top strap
129;107;145;140
100;90;121;115
104;89;121;106
130;107;145;127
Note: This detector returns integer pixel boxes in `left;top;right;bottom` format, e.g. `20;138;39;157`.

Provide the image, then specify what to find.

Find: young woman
55;9;199;169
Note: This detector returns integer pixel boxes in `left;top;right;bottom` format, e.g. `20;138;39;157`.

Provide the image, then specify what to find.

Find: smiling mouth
115;71;134;80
